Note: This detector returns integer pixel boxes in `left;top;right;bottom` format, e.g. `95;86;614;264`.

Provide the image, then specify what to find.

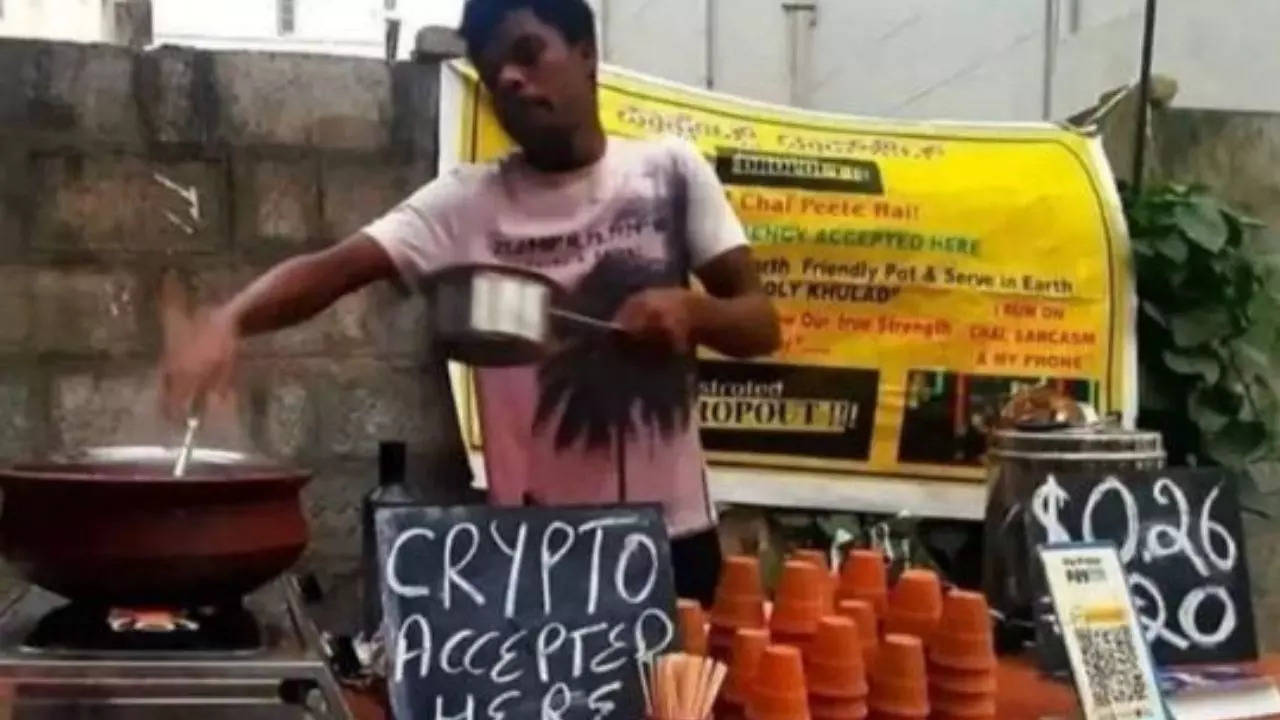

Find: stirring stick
703;663;728;720
652;655;666;719
172;413;200;477
691;655;701;717
637;655;652;716
172;391;206;478
669;654;681;717
696;655;706;717
701;658;718;720
679;653;698;718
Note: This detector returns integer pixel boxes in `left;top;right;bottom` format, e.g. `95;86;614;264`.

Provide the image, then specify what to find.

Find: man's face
471;9;597;153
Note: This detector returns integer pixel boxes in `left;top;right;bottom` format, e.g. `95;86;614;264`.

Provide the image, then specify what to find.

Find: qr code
1076;624;1151;712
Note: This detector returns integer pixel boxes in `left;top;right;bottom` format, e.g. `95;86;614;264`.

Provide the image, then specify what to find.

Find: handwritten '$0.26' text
1032;475;1240;651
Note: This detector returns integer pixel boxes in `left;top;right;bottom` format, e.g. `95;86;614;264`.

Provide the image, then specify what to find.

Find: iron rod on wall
1132;0;1158;192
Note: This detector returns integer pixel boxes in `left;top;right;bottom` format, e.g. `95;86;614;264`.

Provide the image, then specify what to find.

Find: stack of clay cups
805;616;868;720
867;634;930;720
747;645;812;720
883;569;943;643
677;598;709;656
792;549;836;614
927;591;998;720
771;561;828;651
717;627;770;720
710;556;768;662
837;599;880;667
837;549;889;616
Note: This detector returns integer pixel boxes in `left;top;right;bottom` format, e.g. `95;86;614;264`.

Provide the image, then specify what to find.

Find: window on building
385;0;397;10
278;0;296;35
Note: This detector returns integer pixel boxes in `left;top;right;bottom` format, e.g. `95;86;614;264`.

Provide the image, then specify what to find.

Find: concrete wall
1155;109;1280;230
0;38;473;613
595;0;1280;121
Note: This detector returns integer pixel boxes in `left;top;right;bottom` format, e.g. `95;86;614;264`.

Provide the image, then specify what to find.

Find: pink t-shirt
363;136;747;537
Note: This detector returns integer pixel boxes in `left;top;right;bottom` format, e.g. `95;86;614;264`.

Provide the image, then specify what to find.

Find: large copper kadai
0;446;311;606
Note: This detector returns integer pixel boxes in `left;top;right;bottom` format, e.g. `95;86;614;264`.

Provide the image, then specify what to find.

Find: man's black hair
459;0;597;57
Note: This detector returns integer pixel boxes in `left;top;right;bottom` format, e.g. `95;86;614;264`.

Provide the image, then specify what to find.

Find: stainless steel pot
981;420;1164;646
423;264;621;367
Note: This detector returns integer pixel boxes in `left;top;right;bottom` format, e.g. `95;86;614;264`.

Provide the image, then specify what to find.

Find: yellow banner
442;62;1135;483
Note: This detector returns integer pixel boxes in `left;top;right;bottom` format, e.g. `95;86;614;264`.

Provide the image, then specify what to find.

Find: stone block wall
0;39;474;609
1155;108;1280;230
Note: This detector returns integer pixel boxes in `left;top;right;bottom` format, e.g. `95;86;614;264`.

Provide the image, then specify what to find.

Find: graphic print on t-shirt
489;197;674;270
488;165;696;452
536;253;696;450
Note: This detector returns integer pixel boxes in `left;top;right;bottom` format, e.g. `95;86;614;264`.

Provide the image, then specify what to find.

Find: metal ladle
172;396;205;478
549;308;623;334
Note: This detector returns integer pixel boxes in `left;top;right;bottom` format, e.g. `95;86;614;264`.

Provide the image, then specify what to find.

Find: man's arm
224;234;397;335
162;234;397;419
689;246;781;357
613;246;781;359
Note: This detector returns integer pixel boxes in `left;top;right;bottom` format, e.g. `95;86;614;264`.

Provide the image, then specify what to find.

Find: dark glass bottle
360;441;418;637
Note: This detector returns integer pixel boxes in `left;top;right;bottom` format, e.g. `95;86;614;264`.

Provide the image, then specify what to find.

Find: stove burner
107;607;201;633
24;602;263;653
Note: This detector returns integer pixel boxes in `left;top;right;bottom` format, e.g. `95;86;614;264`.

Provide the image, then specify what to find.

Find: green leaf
1237;470;1271;519
816;513;861;541
1247;462;1280;494
1232;340;1274;379
1205;420;1269;467
772;511;813;530
1175;197;1230;253
1206;382;1247;416
1245;235;1280;269
1189;388;1232;434
1142;301;1168;328
1153;234;1190;264
1138;369;1175;412
1228;210;1268;228
1162;349;1222;384
1169;307;1233;347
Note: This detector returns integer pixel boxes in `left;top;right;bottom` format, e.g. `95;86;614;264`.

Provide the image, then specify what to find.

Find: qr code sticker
1076;623;1152;713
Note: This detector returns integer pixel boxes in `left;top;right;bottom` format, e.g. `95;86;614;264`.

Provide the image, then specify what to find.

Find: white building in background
0;0;147;44
150;0;456;60
0;0;458;60
3;0;1277;118
592;0;1280;120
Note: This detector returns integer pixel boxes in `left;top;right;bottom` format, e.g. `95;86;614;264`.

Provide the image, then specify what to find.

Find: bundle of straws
639;652;728;720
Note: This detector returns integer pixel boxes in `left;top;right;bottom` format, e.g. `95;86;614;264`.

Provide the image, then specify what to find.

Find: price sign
1027;468;1256;668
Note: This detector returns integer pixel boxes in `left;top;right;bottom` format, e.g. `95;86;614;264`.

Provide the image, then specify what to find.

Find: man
163;0;779;604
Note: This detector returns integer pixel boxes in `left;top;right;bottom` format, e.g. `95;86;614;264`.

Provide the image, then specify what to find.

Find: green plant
1125;182;1280;496
737;508;955;591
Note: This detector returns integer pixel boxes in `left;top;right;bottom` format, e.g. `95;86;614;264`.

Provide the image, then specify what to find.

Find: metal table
0;576;353;719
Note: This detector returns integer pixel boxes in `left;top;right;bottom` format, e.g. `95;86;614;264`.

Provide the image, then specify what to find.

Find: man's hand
610;246;782;359
161;308;240;422
613;287;698;354
157;234;398;422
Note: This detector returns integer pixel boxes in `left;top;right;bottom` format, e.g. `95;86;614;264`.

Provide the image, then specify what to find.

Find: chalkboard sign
1025;468;1256;668
376;504;678;720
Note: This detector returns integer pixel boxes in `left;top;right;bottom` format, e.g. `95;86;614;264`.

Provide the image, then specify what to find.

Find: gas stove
0;575;354;719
